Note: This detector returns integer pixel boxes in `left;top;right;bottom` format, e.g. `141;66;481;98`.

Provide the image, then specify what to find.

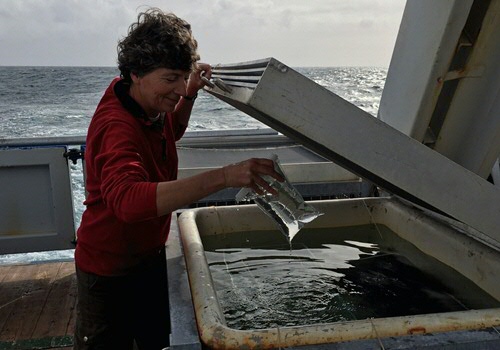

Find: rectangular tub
177;197;500;349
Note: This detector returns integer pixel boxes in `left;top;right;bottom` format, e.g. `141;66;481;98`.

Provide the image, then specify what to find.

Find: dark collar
114;79;147;120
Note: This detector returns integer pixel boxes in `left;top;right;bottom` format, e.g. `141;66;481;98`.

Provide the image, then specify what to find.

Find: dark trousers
74;248;170;350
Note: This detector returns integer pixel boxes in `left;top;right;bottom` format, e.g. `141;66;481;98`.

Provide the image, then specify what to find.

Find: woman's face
129;67;190;117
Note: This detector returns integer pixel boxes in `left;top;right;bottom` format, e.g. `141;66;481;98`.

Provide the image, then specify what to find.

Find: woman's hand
156;157;285;217
222;158;284;195
186;62;212;96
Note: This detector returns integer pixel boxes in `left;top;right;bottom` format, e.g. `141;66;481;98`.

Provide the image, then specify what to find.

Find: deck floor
0;261;76;349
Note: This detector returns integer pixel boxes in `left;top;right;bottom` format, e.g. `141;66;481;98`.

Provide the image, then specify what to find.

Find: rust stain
408;326;426;335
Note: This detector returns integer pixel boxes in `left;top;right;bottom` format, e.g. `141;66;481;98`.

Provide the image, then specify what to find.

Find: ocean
0;66;385;138
0;65;387;263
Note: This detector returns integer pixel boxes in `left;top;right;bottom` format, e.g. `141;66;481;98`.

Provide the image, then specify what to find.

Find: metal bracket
63;148;84;164
201;71;233;93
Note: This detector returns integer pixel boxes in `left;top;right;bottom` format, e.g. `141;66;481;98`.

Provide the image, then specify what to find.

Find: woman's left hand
186;62;211;96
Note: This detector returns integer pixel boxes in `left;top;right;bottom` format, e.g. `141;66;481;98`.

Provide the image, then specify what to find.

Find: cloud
0;0;406;67
182;0;406;66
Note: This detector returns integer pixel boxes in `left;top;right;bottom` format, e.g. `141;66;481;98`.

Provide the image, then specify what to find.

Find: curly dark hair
117;8;200;82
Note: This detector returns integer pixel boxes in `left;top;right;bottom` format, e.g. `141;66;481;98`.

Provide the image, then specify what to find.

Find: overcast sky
0;0;407;67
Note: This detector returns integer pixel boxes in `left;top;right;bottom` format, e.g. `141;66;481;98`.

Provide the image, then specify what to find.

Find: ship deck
0;261;75;349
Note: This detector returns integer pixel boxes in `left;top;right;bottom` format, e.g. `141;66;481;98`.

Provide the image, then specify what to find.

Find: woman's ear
130;72;140;84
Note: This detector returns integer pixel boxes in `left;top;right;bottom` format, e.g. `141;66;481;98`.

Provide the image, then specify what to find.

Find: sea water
202;225;499;330
0;65;386;263
0;66;385;140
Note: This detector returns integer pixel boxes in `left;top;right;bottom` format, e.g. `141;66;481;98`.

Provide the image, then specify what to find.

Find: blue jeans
74;248;170;349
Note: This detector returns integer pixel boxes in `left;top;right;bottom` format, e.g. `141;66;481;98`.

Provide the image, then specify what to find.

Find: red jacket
75;78;186;276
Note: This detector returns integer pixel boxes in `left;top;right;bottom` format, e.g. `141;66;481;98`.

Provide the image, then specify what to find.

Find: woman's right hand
222;158;284;195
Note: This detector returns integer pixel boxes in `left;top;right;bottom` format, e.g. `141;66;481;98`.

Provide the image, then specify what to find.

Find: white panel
378;0;473;140
0;147;76;254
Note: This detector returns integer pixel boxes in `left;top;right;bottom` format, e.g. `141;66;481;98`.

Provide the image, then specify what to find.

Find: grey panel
0;147;76;254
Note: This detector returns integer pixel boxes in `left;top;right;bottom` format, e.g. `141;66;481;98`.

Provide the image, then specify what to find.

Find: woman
74;8;282;349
